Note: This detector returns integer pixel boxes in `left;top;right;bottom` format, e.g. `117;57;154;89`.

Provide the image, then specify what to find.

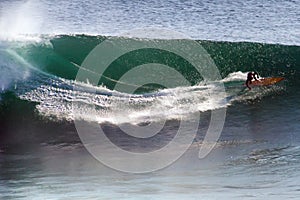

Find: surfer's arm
254;72;260;80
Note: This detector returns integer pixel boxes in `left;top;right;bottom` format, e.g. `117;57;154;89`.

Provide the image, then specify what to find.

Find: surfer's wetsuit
246;72;259;90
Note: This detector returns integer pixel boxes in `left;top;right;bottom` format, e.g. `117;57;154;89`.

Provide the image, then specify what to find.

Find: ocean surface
0;0;300;199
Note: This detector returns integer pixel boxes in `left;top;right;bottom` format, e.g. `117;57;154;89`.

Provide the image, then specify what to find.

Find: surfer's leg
246;80;251;90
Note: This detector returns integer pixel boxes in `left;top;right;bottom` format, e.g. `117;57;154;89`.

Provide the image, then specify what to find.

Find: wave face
0;35;299;133
3;35;300;82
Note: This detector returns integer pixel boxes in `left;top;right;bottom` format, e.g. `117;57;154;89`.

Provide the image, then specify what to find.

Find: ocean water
0;0;300;199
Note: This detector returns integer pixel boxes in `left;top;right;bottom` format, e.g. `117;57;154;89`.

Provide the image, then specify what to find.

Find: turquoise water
0;0;300;199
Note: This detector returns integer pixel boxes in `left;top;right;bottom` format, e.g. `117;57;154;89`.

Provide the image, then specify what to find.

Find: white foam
19;75;230;125
221;71;247;82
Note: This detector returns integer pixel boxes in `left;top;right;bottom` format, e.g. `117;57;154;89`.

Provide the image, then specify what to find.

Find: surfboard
250;77;284;86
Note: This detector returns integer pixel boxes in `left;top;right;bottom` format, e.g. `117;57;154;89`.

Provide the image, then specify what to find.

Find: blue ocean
0;0;300;199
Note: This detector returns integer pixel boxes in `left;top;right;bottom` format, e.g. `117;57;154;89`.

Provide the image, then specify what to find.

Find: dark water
0;0;300;199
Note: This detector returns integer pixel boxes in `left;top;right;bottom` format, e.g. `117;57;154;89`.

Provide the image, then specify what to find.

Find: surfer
245;71;259;90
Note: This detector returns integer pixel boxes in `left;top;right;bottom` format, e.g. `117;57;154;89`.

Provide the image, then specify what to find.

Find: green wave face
6;35;300;91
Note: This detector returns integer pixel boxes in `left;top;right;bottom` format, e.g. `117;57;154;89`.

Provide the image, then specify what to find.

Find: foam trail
19;75;230;125
221;71;247;82
18;71;283;125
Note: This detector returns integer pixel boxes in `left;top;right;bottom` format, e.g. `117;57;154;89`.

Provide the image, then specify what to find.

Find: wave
0;34;299;125
2;34;300;84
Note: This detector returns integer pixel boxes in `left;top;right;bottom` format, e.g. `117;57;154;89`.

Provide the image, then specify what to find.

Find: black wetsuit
246;72;259;90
